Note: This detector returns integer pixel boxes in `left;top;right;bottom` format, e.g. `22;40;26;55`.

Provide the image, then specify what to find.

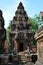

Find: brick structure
35;26;43;60
10;2;33;52
35;23;43;64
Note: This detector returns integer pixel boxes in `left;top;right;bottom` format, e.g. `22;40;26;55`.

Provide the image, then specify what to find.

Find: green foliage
32;38;37;45
29;15;40;45
6;21;11;42
30;17;38;33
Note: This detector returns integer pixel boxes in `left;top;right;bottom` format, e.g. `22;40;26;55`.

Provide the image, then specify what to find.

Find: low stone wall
0;53;37;65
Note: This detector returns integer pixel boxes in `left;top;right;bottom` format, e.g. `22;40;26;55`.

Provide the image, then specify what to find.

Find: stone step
19;54;28;62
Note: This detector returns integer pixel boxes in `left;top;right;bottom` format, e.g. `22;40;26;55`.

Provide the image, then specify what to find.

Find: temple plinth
10;2;33;52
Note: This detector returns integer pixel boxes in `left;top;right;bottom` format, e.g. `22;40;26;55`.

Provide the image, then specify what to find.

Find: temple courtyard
0;2;43;65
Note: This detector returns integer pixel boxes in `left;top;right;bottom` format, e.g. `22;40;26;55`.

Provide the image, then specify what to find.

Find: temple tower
10;2;32;52
0;10;6;54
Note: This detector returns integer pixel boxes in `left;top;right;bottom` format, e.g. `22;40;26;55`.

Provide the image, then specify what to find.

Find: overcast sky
0;0;43;28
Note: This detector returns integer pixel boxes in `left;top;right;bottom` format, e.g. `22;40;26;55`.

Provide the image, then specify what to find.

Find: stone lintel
35;30;43;40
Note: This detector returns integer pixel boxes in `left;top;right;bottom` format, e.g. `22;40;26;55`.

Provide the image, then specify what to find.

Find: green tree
6;21;11;42
30;17;38;33
29;15;40;45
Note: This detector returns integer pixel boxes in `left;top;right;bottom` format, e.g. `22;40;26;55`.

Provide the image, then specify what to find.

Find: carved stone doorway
19;43;23;52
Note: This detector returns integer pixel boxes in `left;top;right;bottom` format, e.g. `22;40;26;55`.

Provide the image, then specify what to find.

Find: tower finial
17;2;24;9
19;2;23;6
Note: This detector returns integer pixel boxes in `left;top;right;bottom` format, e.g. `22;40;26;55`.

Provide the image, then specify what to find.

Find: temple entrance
19;43;23;52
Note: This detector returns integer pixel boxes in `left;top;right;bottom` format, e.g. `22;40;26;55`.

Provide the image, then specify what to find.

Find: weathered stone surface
35;23;43;65
35;61;43;65
10;2;33;53
0;10;6;54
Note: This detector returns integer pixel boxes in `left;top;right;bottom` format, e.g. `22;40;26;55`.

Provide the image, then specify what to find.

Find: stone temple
35;12;43;65
10;2;33;52
0;10;6;54
0;2;38;65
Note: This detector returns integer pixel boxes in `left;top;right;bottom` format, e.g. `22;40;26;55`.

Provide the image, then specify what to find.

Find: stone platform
0;51;36;65
35;61;43;65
